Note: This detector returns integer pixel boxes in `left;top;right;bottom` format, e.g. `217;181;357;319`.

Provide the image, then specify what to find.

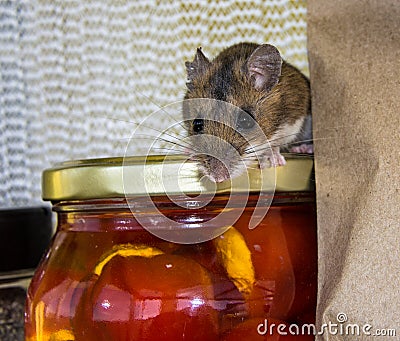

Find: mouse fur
183;42;311;182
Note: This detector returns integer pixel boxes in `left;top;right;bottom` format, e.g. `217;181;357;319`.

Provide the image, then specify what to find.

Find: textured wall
0;0;308;207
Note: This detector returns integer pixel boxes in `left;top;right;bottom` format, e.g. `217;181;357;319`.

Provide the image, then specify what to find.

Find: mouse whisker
135;123;188;141
135;92;174;116
282;153;315;159
134;93;191;133
242;142;272;155
150;147;184;153
91;113;188;140
267;131;309;145
126;134;194;152
89;114;139;125
286;136;336;145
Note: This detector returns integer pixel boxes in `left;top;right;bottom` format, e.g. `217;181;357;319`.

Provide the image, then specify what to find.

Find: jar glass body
25;192;317;341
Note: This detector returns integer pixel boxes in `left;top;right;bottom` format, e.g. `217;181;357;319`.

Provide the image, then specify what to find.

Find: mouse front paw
290;143;314;154
259;147;286;168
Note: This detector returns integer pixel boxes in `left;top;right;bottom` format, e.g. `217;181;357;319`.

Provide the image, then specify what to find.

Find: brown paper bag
308;0;400;339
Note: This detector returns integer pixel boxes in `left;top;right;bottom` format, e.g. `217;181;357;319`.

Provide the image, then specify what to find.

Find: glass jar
25;155;317;341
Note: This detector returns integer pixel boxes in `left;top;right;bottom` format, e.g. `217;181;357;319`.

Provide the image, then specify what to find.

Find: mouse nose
207;156;230;183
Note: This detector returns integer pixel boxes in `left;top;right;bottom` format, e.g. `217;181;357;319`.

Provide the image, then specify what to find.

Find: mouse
182;42;312;183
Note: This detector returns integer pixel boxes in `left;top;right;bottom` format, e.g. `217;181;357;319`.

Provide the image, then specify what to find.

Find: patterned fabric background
0;0;308;207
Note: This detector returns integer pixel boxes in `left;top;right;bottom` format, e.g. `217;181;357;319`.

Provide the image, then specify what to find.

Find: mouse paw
270;148;286;167
290;143;314;154
259;148;286;168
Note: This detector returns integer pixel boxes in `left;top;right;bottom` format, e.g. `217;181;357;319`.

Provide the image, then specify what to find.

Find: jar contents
25;195;317;340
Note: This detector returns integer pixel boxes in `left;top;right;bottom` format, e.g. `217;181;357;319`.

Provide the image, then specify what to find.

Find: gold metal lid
42;154;314;201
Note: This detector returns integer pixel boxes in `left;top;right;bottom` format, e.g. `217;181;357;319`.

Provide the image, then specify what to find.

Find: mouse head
183;43;283;182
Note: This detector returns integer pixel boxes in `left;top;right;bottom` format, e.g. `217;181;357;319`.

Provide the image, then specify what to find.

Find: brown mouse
183;42;312;182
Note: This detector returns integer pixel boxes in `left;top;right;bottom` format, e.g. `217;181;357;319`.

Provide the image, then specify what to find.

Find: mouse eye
236;109;255;130
192;118;204;134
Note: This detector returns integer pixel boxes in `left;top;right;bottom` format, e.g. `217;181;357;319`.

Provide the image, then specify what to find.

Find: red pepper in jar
73;244;219;341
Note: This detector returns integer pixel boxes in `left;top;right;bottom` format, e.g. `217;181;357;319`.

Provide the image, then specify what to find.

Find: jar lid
42;154;314;201
0;207;53;272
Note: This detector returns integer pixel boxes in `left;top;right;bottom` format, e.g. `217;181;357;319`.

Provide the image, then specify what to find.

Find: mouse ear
185;47;210;90
245;44;282;92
